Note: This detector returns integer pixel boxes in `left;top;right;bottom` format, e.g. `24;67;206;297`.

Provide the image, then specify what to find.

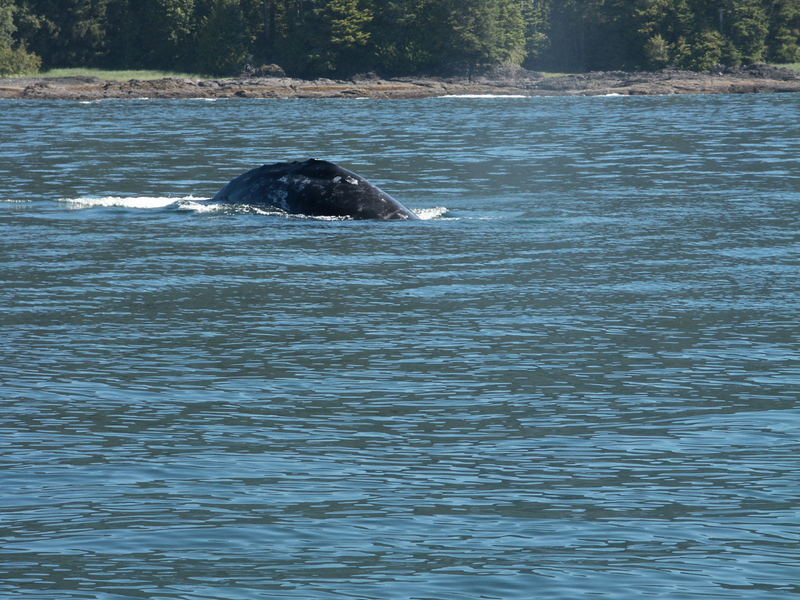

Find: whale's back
213;159;419;220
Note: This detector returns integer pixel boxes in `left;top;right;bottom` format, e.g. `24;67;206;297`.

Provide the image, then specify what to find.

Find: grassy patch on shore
38;68;209;81
773;62;800;72
539;71;579;78
39;66;582;80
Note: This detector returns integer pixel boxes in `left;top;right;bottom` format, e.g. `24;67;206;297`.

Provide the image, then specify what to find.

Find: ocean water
1;94;798;599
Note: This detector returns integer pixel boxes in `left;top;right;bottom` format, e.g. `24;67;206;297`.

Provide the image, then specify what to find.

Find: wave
56;196;448;220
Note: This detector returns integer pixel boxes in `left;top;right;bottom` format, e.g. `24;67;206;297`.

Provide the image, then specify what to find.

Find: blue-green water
1;94;799;599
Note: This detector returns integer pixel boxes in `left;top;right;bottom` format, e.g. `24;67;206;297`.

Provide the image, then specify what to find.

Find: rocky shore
1;64;798;100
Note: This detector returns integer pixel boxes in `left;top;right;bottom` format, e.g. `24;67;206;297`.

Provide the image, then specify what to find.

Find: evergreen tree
0;0;41;75
685;28;726;69
4;0;800;77
194;0;254;74
643;33;671;68
369;0;430;74
21;0;111;67
104;0;197;70
456;0;525;70
520;0;550;65
309;0;373;74
767;0;800;62
439;0;524;73
633;0;674;67
0;0;14;47
729;0;769;62
537;0;586;71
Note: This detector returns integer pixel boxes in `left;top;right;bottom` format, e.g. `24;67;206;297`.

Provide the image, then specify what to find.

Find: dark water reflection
1;94;798;599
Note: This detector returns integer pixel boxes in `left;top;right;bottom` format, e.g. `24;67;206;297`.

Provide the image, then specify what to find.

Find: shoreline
2;64;799;100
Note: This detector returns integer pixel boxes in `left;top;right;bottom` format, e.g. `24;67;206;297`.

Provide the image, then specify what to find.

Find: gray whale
212;159;419;220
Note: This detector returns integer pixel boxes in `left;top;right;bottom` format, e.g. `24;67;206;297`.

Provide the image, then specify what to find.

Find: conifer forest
2;0;799;77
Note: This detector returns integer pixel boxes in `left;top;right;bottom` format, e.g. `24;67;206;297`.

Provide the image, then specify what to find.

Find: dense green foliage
0;0;40;75
2;0;799;77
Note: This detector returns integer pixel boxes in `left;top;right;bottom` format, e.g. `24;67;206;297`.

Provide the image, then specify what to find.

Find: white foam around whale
414;206;448;220
57;196;448;219
59;196;204;209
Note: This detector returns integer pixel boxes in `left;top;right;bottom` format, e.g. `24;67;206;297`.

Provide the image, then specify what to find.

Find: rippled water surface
1;94;799;599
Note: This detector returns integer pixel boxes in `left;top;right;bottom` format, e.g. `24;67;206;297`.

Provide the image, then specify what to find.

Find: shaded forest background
2;0;800;77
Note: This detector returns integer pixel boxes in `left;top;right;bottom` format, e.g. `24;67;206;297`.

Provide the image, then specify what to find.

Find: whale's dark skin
212;159;419;220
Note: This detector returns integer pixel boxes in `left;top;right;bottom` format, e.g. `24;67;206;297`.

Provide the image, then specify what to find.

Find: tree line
2;0;799;77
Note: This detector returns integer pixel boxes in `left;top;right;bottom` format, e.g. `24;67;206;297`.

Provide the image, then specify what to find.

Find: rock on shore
1;64;798;100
